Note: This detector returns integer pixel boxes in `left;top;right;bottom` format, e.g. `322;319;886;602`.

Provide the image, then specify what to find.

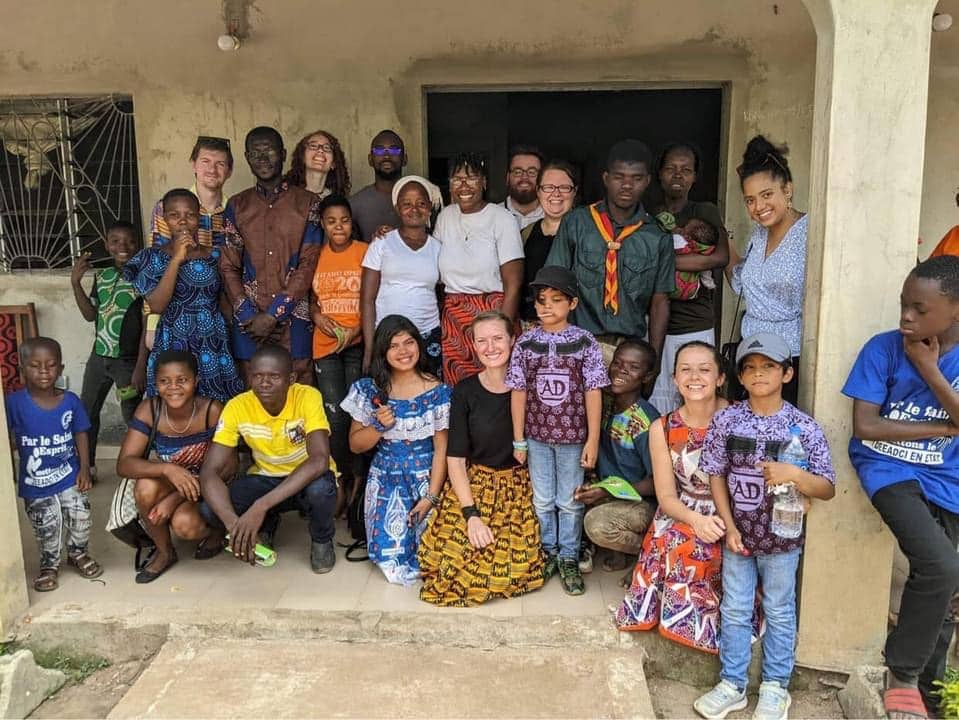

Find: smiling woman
725;135;806;405
434;153;525;385
285;130;351;199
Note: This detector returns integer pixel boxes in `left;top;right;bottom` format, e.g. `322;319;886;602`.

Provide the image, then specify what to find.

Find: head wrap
391;175;444;213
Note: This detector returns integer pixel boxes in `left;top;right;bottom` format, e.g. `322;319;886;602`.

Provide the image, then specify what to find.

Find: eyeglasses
538;184;575;195
450;175;483;186
306;142;334;154
371;146;404;157
509;168;540;179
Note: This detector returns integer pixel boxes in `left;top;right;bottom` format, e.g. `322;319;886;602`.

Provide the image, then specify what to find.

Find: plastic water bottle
771;426;807;539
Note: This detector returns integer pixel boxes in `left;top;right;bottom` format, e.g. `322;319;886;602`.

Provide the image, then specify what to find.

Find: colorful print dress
341;377;451;585
615;410;724;653
125;247;244;403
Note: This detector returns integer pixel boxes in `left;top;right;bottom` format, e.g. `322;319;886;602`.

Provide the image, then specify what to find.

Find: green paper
593;476;643;502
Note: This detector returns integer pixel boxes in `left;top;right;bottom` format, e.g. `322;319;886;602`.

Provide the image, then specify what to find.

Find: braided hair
286;130;351;196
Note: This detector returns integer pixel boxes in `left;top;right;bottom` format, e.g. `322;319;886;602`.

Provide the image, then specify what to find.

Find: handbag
340;474;369;562
106;396;158;570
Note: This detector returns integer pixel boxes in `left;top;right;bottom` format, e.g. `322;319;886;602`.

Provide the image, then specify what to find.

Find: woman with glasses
520;160;579;325
286;130;351;200
435;153;525;385
648;142;729;414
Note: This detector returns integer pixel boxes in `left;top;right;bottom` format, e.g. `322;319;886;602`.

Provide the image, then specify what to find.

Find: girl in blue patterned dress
124;189;243;403
342;314;451;585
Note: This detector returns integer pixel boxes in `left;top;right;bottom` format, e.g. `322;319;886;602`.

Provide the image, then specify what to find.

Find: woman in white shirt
435;153;525;385
360;176;444;376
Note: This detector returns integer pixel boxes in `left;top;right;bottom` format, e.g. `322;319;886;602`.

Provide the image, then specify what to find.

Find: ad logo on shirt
729;467;765;512
61;410;73;431
536;369;571;407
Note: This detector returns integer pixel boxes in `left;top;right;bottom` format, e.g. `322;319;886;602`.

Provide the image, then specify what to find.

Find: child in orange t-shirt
311;195;368;506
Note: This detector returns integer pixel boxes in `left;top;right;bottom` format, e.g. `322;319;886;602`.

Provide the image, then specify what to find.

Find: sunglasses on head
371;146;403;157
196;135;231;147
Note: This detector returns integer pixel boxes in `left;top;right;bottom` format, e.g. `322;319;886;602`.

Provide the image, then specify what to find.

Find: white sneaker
694;680;748;719
752;681;791;720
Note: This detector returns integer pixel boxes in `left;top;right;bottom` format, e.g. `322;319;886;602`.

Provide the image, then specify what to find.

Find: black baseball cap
529;265;579;299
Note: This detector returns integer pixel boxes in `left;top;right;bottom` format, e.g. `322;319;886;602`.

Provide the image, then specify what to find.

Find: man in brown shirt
221;126;323;385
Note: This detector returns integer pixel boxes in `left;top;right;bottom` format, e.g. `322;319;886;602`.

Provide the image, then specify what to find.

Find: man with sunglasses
349;130;407;242
149;135;234;248
502;145;545;230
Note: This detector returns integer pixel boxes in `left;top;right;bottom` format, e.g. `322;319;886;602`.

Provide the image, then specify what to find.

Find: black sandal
135;551;178;584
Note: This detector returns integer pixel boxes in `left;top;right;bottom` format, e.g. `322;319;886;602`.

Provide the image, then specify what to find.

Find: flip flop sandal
883;686;928;718
67;552;103;579
33;568;58;592
194;535;225;560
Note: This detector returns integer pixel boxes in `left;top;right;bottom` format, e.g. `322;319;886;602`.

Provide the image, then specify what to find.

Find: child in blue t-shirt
842;256;959;717
5;337;102;592
696;332;835;720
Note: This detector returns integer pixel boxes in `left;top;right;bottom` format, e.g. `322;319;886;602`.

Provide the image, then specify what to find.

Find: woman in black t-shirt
648;142;729;414
418;311;546;605
520;160;579;324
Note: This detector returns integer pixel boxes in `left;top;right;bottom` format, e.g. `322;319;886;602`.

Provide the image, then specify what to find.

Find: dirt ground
648;676;844;719
30;660;148;719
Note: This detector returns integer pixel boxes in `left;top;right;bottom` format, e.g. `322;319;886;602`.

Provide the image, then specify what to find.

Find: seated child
71;220;146;479
575;339;659;579
843;256;959;718
695;332;835;720
5;337;103;592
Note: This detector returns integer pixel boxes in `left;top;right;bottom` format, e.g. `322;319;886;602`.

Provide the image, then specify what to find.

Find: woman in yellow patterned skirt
419;311;545;605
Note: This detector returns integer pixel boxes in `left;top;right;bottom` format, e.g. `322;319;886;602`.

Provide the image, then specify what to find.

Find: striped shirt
213;384;335;477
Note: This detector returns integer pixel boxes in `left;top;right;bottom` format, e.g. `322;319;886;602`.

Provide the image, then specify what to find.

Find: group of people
7;122;959;720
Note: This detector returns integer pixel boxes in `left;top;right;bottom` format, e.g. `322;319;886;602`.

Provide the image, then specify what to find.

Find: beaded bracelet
512;440;529;451
461;505;481;521
425;491;441;506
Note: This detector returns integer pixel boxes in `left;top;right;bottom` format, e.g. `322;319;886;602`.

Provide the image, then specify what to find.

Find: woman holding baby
648;142;729;414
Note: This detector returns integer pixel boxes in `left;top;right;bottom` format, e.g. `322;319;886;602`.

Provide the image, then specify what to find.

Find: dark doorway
426;87;724;210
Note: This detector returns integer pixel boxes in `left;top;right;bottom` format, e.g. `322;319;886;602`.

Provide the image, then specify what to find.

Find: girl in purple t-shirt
506;266;608;596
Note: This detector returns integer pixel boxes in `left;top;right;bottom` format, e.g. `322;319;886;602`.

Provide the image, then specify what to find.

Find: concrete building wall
0;0;954;440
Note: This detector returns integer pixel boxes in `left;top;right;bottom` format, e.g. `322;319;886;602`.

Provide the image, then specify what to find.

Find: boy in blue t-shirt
843;256;959;717
5;337;102;592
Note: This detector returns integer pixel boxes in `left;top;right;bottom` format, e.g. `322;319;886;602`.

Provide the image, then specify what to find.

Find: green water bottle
223;534;277;567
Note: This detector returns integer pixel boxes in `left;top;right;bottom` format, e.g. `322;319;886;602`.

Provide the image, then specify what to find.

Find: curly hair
285;130;351;196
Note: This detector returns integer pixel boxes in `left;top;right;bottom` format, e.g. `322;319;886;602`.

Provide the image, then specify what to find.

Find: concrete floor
17;456;630;619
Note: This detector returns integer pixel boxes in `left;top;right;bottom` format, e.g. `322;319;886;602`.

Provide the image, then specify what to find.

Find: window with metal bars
0;95;142;272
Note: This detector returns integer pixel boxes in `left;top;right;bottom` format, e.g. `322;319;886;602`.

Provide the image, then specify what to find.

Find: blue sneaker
694;680;748;719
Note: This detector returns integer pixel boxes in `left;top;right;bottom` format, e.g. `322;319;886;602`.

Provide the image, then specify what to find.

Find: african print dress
615;410;723;653
125;247;243;403
341;377;451;586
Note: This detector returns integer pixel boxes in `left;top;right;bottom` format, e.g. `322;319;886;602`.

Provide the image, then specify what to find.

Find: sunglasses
371;146;403;157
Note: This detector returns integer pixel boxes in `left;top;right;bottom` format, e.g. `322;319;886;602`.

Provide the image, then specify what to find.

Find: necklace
163;398;198;436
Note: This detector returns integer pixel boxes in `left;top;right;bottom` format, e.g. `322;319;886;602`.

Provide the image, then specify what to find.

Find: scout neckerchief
588;202;644;314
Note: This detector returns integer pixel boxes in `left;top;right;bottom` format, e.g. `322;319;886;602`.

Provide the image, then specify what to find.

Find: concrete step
106;637;654;719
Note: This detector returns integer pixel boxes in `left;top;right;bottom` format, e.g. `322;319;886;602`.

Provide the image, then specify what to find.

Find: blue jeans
720;546;801;689
527;438;584;560
315;344;363;481
200;471;337;544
